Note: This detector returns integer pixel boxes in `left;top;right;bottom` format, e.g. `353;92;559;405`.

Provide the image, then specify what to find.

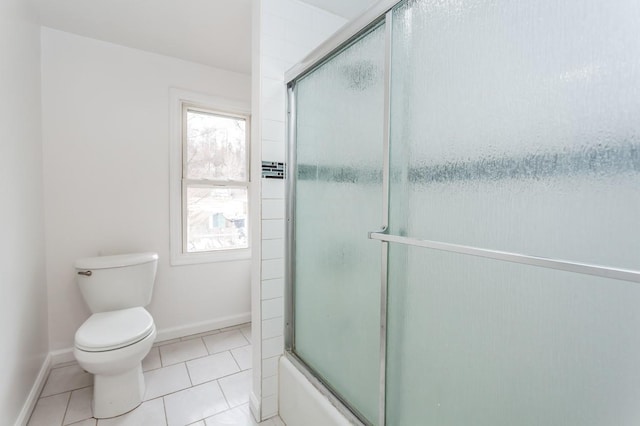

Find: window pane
186;186;248;252
186;110;247;181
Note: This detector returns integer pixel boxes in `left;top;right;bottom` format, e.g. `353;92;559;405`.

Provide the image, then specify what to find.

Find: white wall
0;0;49;422
41;28;252;352
251;0;346;420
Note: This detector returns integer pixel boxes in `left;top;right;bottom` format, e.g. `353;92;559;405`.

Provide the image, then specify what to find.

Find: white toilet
73;252;158;419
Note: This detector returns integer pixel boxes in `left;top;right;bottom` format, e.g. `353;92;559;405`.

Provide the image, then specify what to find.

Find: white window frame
169;88;251;265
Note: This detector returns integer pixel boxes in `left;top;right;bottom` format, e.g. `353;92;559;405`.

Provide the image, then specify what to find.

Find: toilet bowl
74;307;157;418
73;252;158;419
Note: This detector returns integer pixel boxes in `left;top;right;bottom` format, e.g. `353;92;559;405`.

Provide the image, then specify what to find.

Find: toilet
73;252;158;419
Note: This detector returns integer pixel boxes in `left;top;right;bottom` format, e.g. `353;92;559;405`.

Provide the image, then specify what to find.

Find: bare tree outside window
183;108;249;253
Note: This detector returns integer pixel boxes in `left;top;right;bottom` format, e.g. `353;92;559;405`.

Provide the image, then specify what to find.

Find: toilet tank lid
74;252;158;270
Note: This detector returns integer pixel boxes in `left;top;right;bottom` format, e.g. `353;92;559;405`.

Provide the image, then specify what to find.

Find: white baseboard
14;353;52;426
50;347;75;366
154;312;251;343
49;312;252;367
250;390;261;422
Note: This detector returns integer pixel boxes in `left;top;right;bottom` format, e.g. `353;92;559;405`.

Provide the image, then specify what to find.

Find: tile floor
28;323;285;426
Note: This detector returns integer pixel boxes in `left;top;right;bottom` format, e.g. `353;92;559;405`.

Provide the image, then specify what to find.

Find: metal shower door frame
285;0;640;424
285;2;397;424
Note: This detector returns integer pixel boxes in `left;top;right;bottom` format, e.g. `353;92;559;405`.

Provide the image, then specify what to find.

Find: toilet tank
74;252;158;313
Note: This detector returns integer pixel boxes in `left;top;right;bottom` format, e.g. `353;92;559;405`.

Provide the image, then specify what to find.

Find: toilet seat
75;307;154;352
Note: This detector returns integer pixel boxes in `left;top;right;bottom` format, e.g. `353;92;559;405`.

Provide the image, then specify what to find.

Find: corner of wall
13;354;52;426
251;0;265;421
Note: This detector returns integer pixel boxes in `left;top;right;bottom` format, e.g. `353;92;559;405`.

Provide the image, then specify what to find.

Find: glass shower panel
386;244;640;426
389;0;640;269
293;23;386;424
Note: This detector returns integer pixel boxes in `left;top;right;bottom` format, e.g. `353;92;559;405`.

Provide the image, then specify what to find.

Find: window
170;90;251;265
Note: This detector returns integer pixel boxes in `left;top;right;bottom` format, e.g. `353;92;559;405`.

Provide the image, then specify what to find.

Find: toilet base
92;364;145;418
74;321;156;418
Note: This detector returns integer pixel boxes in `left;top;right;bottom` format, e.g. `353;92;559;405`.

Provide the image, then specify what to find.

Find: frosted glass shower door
292;24;386;424
385;0;640;425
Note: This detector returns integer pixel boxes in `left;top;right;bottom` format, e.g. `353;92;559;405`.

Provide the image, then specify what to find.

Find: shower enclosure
285;0;640;424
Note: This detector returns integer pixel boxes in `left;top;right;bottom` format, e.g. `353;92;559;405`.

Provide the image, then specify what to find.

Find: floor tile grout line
158;344;165;367
162;395;169;426
63;388;91;426
40;384;93;399
50;361;80;371
142;367;250;403
59;391;72;426
160;343;250;367
154;327;252;365
215;379;232;417
184;360;194;387
229;349;243;371
180;330;221;341
201;402;251;424
160;336;217;365
182;363;249;389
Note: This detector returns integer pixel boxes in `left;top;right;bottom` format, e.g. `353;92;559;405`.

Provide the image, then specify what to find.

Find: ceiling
299;0;377;21
36;0;377;75
36;0;253;74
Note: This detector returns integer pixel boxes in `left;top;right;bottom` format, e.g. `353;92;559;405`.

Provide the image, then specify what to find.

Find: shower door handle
368;227;387;239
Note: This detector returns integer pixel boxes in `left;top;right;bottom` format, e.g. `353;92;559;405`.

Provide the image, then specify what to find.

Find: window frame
169;89;251;265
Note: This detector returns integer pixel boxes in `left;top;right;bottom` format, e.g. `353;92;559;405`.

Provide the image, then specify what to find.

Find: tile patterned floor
28;323;285;426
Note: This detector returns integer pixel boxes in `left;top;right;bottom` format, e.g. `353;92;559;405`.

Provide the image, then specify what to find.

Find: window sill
170;248;251;266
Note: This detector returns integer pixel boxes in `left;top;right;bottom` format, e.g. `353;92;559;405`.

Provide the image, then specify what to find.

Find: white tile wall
261;179;285;200
261;298;284;320
260;217;283;240
261;279;284;300
262;394;278;418
261;77;285;102
262;356;280;379
262;57;291;82
261;140;286;163
261;239;284;260
262;199;285;219
256;0;347;419
262;119;286;143
262;375;278;397
262;13;287;39
262;336;285;359
261;258;285;280
262;317;284;339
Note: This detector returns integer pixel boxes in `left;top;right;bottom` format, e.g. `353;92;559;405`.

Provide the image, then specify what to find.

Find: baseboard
250;390;261;422
154;312;251;343
14;353;52;426
48;312;252;368
50;347;75;366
